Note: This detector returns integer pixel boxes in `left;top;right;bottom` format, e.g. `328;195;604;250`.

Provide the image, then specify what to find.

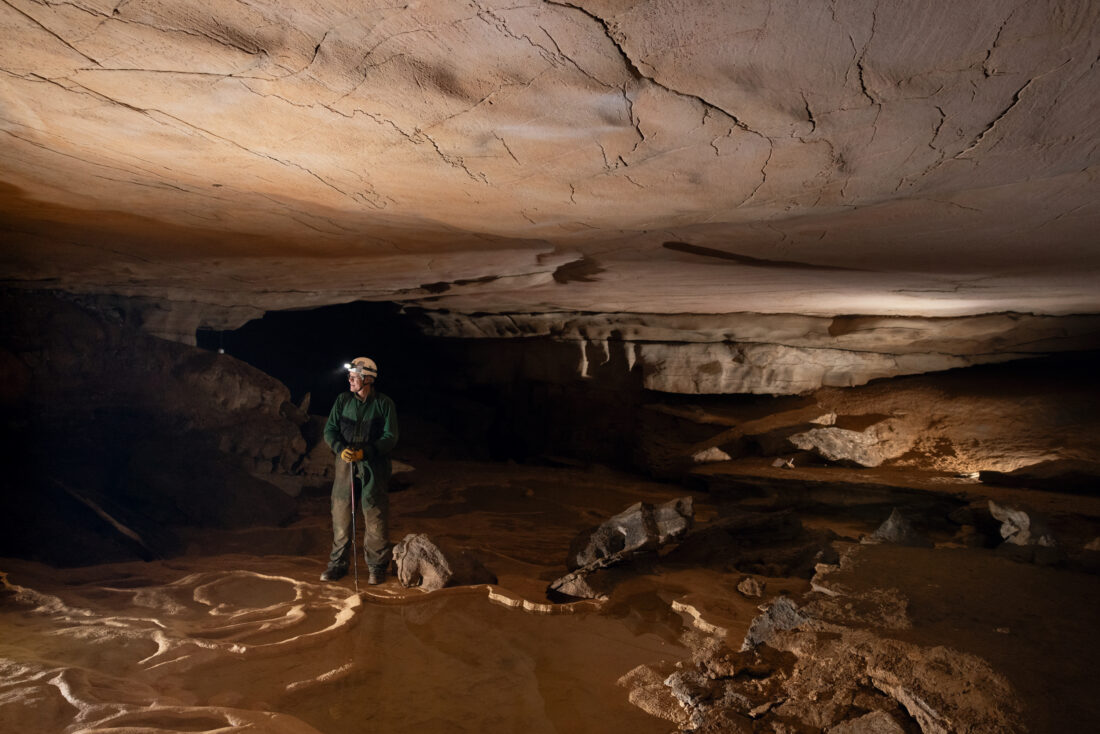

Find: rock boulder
393;533;497;592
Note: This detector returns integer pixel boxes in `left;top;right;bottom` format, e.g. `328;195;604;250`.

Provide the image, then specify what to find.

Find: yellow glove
340;448;364;463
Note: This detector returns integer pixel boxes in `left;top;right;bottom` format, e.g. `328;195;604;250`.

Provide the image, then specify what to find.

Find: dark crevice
662;242;866;272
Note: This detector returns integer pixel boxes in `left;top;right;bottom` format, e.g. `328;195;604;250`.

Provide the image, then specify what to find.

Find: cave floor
2;458;1098;733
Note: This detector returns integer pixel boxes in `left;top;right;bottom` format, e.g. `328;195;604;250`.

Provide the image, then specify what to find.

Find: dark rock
550;497;693;600
654;496;694;543
863;508;933;547
979;459;1100;493
567;497;694;570
547;568;607;600
1;293;311;563
296;436;336;479
393;533;497;591
669;512;837;579
122;435;297;528
741;596;806;651
0;476;182;566
546;562;647;601
947;503;1002;547
672;511;804;565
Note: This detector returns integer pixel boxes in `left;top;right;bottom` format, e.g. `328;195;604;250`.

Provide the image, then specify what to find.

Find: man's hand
340;448;364;463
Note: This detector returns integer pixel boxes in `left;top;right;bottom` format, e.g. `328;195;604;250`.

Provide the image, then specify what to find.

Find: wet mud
2;459;1099;733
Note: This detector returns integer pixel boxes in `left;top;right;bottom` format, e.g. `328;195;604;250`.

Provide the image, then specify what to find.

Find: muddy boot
320;563;348;582
367;565;386;585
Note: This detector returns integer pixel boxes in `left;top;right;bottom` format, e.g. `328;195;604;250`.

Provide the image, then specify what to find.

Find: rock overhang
2;0;1099;383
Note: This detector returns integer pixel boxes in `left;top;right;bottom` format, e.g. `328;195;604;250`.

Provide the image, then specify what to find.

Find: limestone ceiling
2;0;1099;320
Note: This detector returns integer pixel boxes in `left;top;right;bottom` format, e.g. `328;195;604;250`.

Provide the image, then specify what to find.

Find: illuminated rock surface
2;3;1100;732
2;0;1098;356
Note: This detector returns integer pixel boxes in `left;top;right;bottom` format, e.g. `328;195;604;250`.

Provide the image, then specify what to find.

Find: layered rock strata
414;310;1100;394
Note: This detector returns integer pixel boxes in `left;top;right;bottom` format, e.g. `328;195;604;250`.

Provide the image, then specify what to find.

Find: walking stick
350;463;359;593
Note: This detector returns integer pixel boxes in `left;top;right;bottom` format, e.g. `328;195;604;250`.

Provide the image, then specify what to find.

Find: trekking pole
349;463;359;593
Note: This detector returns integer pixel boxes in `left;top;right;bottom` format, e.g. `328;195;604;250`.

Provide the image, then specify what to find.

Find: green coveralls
323;389;399;570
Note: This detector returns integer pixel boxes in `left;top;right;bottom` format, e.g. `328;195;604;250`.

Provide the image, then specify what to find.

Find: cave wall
0;290;312;564
429;334;1100;476
4;289;1098;566
387;308;1100;476
414;309;1100;394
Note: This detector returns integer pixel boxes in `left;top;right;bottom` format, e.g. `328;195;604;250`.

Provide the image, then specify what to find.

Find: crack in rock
955;78;1033;159
420;132;489;184
4;0;102;66
18;71;388;209
546;0;772;148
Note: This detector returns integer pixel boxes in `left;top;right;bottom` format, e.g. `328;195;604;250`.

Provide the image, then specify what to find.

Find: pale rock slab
789;419;915;467
988;501;1057;548
863;509;933;548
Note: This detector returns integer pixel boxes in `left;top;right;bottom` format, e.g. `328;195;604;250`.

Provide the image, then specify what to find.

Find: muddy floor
2;458;1098;733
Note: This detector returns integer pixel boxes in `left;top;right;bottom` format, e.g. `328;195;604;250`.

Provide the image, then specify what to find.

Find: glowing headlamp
343;357;378;378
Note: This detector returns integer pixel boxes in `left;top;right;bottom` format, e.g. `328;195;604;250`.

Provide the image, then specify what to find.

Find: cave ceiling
2;0;1099;328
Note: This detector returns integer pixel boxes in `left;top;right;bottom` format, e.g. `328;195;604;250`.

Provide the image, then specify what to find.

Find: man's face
348;372;364;392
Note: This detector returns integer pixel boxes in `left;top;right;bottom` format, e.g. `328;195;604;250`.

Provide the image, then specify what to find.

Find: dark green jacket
324;390;399;482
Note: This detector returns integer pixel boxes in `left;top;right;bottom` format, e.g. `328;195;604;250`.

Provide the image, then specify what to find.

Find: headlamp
344;358;378;377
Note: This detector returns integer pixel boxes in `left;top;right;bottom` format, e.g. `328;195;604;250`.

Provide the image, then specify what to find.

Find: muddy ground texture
158;453;1100;734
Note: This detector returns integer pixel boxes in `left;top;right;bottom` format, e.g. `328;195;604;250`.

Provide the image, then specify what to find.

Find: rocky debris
771;457;795;469
664;668;754;731
828;710;906;734
863;508;933;548
642;594;1018;733
648;622;1022;733
392;533;497;592
656;645;794;732
618;539;1056;732
737;576;766;598
617;664;693;729
741;596;807;651
1085;537;1100;552
566;497;694;570
789;419;915;468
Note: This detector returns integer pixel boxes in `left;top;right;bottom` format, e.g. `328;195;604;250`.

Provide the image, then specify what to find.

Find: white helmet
346;357;378;379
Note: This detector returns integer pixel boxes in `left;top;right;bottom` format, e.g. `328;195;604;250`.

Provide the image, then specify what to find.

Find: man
321;356;399;584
